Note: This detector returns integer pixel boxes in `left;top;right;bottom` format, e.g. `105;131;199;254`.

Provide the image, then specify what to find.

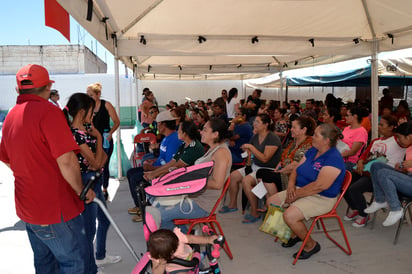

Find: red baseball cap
16;64;55;90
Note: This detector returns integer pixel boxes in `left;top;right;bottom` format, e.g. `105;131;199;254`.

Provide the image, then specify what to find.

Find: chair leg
393;202;412;245
292;218;318;265
320;217;352;255
211;221;234;260
369;212;377;230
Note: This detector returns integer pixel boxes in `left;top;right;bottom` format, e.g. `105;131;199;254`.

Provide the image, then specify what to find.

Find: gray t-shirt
250;131;282;168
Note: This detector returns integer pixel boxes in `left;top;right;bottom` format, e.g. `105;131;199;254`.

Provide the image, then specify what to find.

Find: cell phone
84;123;92;130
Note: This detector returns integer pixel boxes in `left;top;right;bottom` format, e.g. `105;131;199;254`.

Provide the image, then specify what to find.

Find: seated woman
220;114;282;224
364;121;412;227
273;108;288;140
250;116;314;213
144;121;205;180
147;118;232;230
266;123;346;260
341;106;369;170
344;115;405;227
227;108;253;166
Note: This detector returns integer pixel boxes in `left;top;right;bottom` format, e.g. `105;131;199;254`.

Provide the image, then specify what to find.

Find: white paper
251;181;267;199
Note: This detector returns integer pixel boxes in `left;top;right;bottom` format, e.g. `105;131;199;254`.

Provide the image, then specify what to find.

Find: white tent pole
371;39;379;140
114;38;123;178
279;69;284;104
134;66;140;122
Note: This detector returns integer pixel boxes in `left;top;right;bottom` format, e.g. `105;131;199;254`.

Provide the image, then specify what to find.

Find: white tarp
57;0;412;79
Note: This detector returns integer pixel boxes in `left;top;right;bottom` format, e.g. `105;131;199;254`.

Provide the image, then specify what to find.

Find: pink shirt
342;126;368;164
166;228;193;272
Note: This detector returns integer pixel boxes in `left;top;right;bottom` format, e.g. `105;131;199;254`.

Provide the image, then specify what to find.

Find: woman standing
341;106;368;170
87;83;120;200
63;93;120;272
226;87;240;120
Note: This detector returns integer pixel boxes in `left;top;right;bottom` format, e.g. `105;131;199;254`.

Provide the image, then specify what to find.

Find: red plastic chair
132;133;157;168
174;177;234;260
292;170;352;265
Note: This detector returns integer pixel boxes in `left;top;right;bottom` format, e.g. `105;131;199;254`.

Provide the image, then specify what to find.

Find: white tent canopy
57;0;412;176
58;0;412;79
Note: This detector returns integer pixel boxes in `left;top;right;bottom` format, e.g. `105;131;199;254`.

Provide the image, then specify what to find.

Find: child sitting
148;228;218;274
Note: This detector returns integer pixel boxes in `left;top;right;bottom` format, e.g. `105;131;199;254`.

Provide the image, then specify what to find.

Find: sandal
219;206;238;214
242;214;261;224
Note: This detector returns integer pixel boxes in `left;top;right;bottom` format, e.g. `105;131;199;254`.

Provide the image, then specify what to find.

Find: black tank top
93;99;111;135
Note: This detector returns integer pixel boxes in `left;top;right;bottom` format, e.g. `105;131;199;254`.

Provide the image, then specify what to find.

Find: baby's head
148;229;179;261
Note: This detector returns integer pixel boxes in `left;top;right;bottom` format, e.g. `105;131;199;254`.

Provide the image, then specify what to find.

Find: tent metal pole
279;70;284;104
114;43;123;178
371;39;379;140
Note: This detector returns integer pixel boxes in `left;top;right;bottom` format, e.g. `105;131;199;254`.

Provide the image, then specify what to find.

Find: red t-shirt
0;94;83;224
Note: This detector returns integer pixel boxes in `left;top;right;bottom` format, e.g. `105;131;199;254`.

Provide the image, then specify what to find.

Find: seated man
266;123;345;260
127;110;182;221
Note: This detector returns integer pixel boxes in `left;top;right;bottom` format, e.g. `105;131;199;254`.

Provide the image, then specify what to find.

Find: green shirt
173;140;205;165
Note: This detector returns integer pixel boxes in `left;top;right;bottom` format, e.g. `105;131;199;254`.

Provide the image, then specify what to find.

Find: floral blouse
280;136;312;167
71;128;97;172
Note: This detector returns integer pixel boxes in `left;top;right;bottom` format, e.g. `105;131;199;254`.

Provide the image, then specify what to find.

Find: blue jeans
154;198;209;231
81;172;99;273
370;162;412;211
95;176;111;260
102;140;114;189
26;214;90;274
127;167;146;207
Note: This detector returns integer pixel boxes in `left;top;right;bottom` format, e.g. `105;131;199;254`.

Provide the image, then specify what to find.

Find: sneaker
382;209;404;227
352;215;370;228
344;210;359;221
364;201;388;214
96;255;122;266
128;207;141;215
132;214;143;222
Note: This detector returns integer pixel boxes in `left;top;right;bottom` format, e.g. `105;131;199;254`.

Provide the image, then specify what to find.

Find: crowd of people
128;86;412;262
1;64;412;273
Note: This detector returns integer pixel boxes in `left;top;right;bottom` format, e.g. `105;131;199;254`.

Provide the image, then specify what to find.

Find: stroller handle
79;172;101;201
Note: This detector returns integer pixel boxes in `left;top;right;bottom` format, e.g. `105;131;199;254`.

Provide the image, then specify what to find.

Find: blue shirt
230;123;253;163
296;147;345;198
154;131;182;166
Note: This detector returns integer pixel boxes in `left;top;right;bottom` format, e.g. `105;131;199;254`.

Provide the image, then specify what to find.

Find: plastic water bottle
103;129;110;149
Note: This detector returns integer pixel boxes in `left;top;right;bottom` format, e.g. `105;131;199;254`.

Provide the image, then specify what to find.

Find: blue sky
0;0;113;72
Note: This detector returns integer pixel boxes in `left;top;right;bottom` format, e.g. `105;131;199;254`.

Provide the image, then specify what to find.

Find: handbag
259;204;292;243
353;156;388;173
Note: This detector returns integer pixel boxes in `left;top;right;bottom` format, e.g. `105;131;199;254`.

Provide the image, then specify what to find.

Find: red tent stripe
44;0;70;42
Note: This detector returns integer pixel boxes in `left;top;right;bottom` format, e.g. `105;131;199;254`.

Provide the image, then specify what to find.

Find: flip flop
242;214;261;224
219;206;238;214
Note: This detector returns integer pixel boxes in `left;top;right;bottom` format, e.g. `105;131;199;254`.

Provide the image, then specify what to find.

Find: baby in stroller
148;228;218;274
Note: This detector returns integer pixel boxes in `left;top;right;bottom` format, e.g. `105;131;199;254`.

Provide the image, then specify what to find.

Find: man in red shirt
0;64;95;273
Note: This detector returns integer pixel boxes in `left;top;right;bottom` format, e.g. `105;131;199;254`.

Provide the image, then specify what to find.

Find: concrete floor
1;128;411;274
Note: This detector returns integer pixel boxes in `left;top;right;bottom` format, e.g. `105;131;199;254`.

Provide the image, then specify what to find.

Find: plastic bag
259;204;291;243
109;139;132;177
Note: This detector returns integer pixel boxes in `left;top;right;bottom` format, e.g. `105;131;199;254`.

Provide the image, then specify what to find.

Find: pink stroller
131;161;225;274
